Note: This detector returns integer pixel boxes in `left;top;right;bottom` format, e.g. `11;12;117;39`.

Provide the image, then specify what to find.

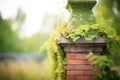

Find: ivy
40;1;120;80
41;23;120;80
61;23;118;41
87;52;120;80
56;45;66;80
40;27;66;80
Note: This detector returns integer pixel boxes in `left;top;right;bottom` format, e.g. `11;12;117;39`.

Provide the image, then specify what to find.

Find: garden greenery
40;1;120;80
41;23;120;80
87;52;120;80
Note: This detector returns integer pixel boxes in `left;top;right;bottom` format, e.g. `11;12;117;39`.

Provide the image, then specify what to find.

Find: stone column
59;37;106;80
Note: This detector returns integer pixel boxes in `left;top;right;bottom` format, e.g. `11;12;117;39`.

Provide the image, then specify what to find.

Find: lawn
0;59;51;80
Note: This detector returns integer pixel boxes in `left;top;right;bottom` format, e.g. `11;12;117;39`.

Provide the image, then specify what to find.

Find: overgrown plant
40;27;67;80
41;22;120;80
62;23;117;41
87;52;120;80
40;1;120;80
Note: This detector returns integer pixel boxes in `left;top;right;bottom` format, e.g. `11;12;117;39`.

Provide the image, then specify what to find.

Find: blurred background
0;0;57;80
0;0;120;80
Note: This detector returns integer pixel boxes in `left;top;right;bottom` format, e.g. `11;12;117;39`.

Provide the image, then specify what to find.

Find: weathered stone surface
59;37;106;44
59;37;106;53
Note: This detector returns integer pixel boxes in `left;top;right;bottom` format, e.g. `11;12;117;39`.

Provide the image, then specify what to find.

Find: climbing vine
87;52;120;80
40;1;120;80
42;22;120;80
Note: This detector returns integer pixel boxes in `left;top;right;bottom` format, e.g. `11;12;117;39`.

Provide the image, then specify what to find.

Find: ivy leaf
104;27;116;38
70;34;80;41
85;29;99;40
93;72;103;79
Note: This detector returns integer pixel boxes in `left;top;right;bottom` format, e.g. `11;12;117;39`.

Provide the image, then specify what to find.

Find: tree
23;33;48;53
0;14;22;52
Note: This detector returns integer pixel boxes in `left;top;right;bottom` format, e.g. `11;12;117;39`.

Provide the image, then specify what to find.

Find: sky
0;0;67;38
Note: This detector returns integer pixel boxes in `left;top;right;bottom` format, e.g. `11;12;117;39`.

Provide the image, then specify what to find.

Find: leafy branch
87;52;120;80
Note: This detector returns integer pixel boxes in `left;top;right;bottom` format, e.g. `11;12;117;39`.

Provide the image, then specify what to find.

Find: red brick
66;76;75;80
85;71;95;75
66;54;75;60
83;60;91;64
67;71;84;75
66;65;75;70
76;76;92;80
76;65;93;70
67;60;91;65
67;60;82;64
75;54;88;60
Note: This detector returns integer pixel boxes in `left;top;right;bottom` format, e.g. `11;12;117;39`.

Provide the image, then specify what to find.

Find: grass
0;59;52;80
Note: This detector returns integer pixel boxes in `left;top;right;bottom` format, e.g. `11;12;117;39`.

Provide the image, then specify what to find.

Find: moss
68;1;96;28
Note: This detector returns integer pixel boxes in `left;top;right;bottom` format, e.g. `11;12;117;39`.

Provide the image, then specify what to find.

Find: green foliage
56;46;66;80
93;0;120;35
0;15;48;53
87;52;120;80
23;33;48;53
45;36;58;79
45;22;120;80
0;17;23;52
41;27;66;80
43;1;120;80
62;23;117;41
43;21;120;80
